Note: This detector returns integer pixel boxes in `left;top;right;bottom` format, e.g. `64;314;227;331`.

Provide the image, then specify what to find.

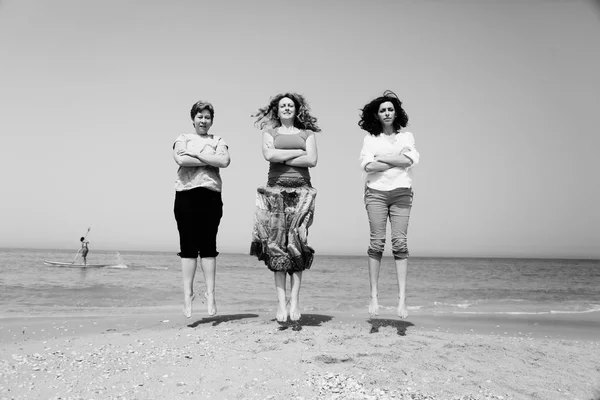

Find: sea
1;248;599;319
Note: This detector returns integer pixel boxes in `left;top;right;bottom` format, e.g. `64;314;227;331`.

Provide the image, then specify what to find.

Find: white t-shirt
174;133;228;192
359;131;420;191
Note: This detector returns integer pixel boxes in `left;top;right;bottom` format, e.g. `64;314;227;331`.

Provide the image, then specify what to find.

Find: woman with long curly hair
250;92;320;323
358;90;420;318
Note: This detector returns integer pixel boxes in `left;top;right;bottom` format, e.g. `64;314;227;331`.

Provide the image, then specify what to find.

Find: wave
434;301;474;309
452;305;600;316
379;305;423;311
105;264;169;270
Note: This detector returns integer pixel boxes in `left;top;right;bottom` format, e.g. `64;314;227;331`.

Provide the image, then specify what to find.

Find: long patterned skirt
250;185;317;274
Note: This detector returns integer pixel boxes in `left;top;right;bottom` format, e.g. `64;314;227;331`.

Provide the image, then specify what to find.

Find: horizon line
2;246;599;261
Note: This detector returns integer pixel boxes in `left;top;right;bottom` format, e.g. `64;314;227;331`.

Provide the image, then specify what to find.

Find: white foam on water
107;265;128;269
453;305;600;316
434;301;473;309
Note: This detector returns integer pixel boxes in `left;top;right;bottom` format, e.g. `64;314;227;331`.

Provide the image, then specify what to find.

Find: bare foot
205;292;217;316
289;302;301;321
183;292;195;319
369;296;379;316
276;304;288;322
398;298;408;319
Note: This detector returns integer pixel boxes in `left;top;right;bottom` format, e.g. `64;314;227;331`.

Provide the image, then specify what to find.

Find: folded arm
173;141;206;167
364;161;393;172
173;141;231;168
375;152;414;168
360;136;393;172
196;142;230;168
285;132;317;168
262;132;306;163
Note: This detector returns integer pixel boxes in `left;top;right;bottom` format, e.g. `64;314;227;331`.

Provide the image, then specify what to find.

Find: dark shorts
174;186;223;259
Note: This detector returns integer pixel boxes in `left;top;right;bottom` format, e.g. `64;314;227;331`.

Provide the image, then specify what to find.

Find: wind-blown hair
358;90;408;136
190;100;215;121
252;92;321;132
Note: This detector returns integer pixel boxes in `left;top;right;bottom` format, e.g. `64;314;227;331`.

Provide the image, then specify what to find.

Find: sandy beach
1;307;599;400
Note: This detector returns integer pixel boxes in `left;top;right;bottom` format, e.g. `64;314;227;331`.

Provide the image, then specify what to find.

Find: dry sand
1;308;599;400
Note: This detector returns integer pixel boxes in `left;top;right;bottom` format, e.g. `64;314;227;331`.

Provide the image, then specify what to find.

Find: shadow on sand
188;313;259;328
367;318;414;336
274;313;334;332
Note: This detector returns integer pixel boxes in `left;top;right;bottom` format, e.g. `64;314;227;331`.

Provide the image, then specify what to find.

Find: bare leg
368;257;382;316
274;271;288;322
201;257;217;316
181;257;198;318
395;258;408;318
289;271;303;321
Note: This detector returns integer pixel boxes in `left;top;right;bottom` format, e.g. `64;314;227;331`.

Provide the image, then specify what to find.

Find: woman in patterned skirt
250;92;320;322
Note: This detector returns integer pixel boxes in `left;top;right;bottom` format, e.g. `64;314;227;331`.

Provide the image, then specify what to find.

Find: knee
368;238;385;260
392;236;409;259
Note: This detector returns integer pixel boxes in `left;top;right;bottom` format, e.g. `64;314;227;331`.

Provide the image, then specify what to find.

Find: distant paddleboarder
73;227;91;265
79;237;89;265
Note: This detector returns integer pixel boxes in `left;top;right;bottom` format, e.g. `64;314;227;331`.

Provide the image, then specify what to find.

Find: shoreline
2;307;600;345
1;309;599;399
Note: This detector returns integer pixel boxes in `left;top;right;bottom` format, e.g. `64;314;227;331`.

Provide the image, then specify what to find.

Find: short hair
190;101;215;121
358;90;408;136
252;92;321;132
80;237;85;242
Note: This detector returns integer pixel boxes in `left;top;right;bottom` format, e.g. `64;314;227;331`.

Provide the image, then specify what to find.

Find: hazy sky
1;0;599;258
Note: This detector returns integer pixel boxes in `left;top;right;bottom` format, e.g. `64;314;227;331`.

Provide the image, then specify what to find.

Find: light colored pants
364;186;413;260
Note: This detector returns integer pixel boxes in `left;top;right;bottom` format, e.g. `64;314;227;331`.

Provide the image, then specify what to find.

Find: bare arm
174;140;230;168
285;132;318;168
196;142;231;168
173;141;207;167
261;132;305;162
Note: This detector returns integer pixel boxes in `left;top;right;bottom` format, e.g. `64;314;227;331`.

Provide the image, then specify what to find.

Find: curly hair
358;90;408;136
252;92;321;132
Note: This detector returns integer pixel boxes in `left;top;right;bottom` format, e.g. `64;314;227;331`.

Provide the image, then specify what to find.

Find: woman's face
193;109;213;135
377;101;395;128
277;97;296;122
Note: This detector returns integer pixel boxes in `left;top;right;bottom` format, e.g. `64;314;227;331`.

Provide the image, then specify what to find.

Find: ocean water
1;248;599;318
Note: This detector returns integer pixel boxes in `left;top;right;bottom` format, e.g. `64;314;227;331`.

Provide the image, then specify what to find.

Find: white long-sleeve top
359;131;420;190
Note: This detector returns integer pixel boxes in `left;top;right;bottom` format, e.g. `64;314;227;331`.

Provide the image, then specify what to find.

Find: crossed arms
173;141;231;168
261;131;318;168
360;133;420;173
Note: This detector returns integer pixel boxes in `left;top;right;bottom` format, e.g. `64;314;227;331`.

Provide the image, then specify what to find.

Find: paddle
72;226;91;264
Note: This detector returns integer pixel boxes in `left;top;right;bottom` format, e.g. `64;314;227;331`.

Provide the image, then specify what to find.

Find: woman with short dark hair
173;100;231;319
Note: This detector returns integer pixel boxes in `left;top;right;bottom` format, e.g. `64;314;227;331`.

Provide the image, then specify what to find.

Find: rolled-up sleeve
401;133;420;166
359;135;375;170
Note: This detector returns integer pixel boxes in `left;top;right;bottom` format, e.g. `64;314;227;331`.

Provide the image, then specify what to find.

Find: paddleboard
44;260;110;268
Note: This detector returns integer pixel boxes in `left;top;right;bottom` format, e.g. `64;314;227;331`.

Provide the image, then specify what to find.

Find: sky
1;0;599;259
